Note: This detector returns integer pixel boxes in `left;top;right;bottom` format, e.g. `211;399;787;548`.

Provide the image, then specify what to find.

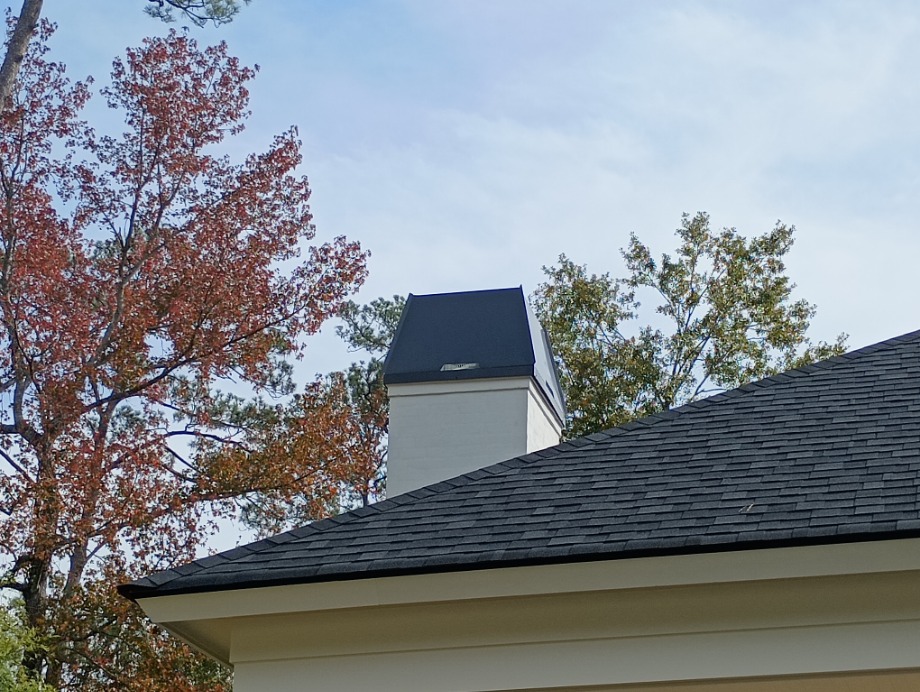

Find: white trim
388;377;564;429
387;377;534;398
138;537;920;623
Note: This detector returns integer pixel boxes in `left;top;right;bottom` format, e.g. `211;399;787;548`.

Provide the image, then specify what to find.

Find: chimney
383;287;566;496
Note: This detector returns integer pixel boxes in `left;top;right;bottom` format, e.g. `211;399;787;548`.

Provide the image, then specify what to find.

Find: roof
382;287;566;422
120;329;920;600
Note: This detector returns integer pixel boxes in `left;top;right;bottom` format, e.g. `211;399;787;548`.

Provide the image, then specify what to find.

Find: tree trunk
21;439;60;684
0;0;44;110
21;555;50;682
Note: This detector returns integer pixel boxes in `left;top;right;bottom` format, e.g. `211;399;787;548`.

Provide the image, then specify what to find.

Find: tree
326;296;404;506
314;217;844;482
0;24;366;689
0;600;45;691
143;0;251;27
533;212;847;438
336;296;406;355
0;0;250;111
240;296;404;536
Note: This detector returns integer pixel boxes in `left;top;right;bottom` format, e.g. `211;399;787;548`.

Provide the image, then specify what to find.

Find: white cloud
37;0;920;357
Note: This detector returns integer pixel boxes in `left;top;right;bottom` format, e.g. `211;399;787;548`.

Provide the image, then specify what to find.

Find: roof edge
119;526;920;600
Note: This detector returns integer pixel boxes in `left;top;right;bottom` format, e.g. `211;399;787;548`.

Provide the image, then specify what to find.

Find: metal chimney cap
383;287;566;423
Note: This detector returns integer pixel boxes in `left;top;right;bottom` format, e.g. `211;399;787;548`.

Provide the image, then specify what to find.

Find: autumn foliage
0;22;366;689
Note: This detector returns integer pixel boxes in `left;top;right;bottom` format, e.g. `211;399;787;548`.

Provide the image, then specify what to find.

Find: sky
38;0;920;375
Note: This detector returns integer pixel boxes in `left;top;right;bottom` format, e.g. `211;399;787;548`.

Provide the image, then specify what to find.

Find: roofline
119;526;920;600
586;327;920;436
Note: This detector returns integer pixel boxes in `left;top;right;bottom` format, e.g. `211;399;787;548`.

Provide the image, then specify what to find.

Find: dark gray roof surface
120;330;920;600
382;288;566;422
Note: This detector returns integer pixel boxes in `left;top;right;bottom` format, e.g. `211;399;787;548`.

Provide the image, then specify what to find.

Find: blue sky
40;1;920;374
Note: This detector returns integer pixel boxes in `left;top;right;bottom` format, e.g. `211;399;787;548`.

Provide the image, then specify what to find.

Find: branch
690;371;716;401
0;579;26;592
90;138;174;371
82;307;304;414
0;444;33;483
146;0;248;27
165;429;250;450
163;445;196;481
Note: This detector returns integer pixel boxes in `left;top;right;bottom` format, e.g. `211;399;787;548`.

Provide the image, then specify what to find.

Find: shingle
119;329;920;600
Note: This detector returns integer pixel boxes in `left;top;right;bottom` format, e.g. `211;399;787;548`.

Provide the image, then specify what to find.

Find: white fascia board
137;536;920;625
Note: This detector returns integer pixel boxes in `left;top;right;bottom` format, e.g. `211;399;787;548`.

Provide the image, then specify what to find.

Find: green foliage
47;575;230;691
329;296;406;502
143;0;250;26
336;295;406;355
316;221;843;481
0;602;48;692
534;212;847;438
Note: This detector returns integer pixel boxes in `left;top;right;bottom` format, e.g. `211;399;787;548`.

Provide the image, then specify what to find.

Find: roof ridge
124;327;920;596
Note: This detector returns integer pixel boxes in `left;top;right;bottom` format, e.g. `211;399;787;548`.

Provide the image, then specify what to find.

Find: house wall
226;570;920;691
387;377;561;496
525;379;564;453
139;539;920;692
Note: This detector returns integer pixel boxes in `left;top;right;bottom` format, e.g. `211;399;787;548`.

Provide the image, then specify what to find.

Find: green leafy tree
0;601;46;692
533;212;847;438
332;296;406;505
336;296;406;355
294;216;844;489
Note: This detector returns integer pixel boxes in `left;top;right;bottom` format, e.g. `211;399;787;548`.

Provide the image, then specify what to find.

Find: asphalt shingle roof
119;330;920;600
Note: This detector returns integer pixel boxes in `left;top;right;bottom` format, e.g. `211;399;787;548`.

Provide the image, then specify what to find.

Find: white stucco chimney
383;287;566;497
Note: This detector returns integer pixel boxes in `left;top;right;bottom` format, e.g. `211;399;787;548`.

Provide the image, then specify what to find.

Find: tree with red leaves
240;297;405;535
0;22;366;690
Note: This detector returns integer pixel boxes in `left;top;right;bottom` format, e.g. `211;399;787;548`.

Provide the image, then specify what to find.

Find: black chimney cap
382;287;566;423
